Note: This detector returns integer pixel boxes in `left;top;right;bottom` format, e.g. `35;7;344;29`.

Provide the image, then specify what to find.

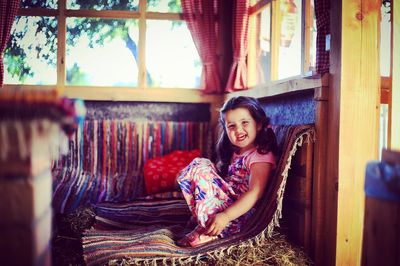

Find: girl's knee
177;158;219;184
192;157;208;164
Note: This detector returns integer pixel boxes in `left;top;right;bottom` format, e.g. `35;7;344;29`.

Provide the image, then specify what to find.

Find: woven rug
52;120;211;213
82;124;315;265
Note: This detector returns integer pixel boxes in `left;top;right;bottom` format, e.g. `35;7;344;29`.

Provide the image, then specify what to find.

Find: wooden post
311;75;333;265
361;149;400;266
0;121;61;266
248;11;259;87
57;0;66;95
389;0;400;149
303;0;312;73
271;0;281;80
330;0;381;265
138;0;147;88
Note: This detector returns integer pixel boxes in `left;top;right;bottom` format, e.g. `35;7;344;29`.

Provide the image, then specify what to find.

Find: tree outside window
4;0;201;89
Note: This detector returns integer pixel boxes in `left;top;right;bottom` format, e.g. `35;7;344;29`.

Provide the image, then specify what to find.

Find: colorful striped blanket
52;120;211;213
82;124;315;265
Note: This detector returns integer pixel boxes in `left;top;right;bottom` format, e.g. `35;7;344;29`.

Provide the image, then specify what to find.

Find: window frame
4;0;216;103
248;0;315;86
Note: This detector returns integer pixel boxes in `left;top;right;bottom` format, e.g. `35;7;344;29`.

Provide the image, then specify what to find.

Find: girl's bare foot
176;226;218;247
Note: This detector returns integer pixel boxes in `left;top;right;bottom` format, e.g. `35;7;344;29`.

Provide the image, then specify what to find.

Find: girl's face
224;107;261;154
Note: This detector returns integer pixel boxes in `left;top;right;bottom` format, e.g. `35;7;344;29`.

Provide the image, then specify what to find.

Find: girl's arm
205;162;273;236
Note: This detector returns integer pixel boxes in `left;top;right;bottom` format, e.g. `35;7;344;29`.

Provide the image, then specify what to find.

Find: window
65;17;140;87
248;0;316;86
379;1;392;154
248;3;272;86
5;16;58;85
380;1;391;77
277;0;302;79
4;0;201;90
379;104;389;156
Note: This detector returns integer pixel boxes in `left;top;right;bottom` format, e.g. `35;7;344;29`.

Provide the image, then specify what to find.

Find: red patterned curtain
314;0;330;74
225;0;250;92
181;0;221;94
0;0;20;87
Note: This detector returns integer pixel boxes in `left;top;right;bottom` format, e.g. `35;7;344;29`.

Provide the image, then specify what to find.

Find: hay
64;206;96;235
204;231;313;266
112;231;312;266
53;207;312;266
52;207;96;266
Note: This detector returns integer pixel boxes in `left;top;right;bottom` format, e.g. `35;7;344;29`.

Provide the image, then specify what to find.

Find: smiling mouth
237;135;246;142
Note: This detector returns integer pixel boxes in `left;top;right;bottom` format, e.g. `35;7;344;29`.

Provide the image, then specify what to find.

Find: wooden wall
390;0;400;149
330;1;381;265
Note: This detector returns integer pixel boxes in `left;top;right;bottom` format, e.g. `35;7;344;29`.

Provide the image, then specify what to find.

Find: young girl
176;96;278;247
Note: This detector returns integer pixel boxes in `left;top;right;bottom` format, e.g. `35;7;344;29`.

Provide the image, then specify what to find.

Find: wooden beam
247;14;258;87
303;0;312;73
334;1;381;265
380;76;390;104
61;86;222;103
145;12;181;20
270;0;281;80
64;10;140;19
17;8;59;16
57;0;66;95
1;85;222;103
138;0;146;88
311;76;330;264
229;74;324;99
389;0;400;149
249;0;272;15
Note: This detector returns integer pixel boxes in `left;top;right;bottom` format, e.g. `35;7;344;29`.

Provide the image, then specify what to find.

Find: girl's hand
205;212;231;236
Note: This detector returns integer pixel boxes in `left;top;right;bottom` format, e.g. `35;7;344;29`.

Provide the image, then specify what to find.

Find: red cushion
144;149;201;195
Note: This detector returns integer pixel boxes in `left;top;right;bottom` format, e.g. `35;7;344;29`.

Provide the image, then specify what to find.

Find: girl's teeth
238;135;245;141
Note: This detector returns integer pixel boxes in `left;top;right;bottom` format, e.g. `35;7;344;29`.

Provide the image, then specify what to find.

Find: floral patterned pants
177;158;252;237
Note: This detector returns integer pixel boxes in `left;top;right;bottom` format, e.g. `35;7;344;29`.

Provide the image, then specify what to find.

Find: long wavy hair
216;96;278;177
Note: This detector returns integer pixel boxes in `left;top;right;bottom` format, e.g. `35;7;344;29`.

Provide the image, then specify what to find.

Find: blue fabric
84;101;211;121
365;161;400;201
260;91;316;125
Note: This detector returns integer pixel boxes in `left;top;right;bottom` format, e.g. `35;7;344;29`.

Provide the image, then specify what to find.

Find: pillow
144;149;201;195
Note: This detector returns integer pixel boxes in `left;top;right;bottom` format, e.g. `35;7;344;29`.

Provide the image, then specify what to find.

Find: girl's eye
227;125;235;130
242;121;249;126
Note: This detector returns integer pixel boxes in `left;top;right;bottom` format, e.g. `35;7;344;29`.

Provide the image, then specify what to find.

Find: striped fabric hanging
52;119;212;213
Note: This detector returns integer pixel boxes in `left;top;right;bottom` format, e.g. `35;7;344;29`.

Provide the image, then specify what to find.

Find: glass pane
4;16;57;85
67;0;139;11
248;4;272;87
309;0;317;72
379;104;388;157
147;0;181;13
146;20;201;88
278;0;302;79
258;6;271;83
380;3;391;77
21;0;57;9
66;18;139;86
